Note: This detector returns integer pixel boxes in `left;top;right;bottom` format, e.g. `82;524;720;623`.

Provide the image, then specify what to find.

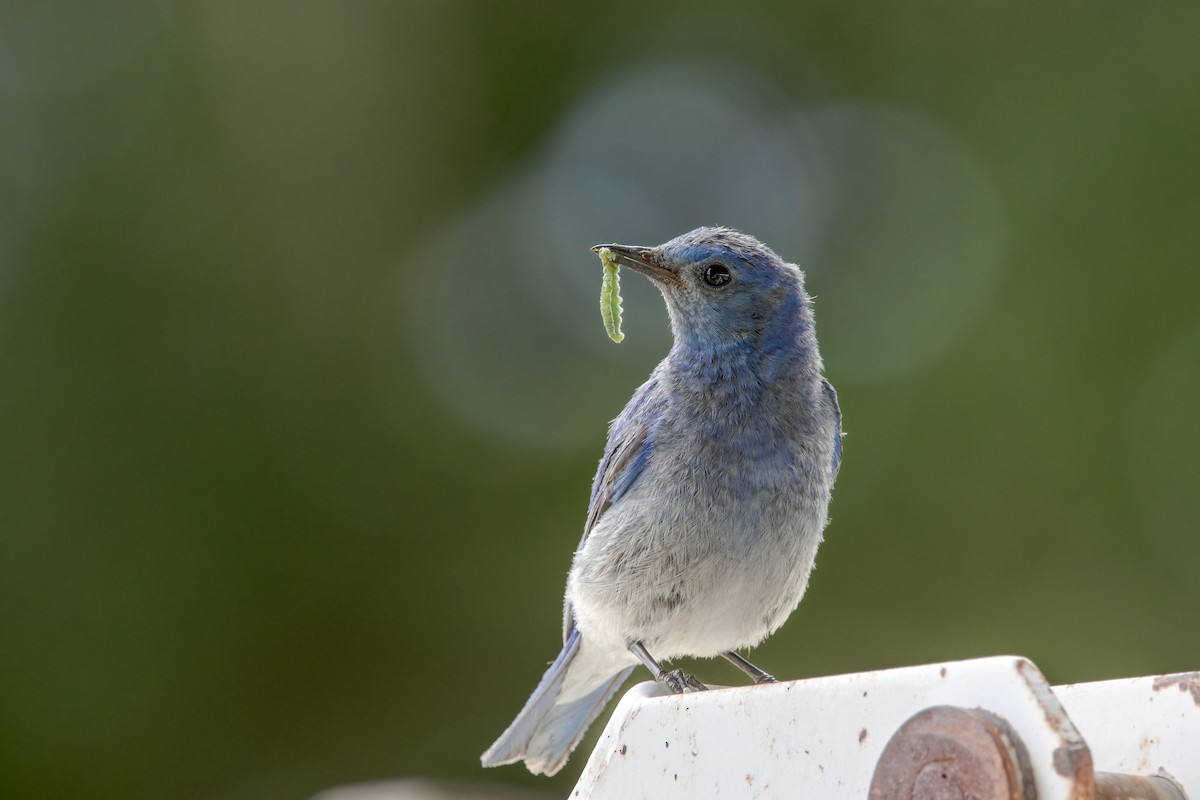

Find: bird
480;226;843;776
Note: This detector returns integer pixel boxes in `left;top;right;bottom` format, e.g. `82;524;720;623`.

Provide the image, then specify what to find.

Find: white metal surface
570;657;1199;799
1055;672;1199;788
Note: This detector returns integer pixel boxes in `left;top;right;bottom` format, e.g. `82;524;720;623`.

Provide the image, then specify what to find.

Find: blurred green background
2;3;1199;799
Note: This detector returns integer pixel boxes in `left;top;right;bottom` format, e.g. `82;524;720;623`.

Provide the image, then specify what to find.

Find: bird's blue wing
562;378;658;642
822;377;843;478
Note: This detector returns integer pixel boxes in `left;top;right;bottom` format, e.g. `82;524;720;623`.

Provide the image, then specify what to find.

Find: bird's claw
660;668;707;694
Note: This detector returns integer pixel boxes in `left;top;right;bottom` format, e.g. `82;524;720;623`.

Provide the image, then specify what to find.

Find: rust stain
1015;659;1063;733
1152;672;1200;707
858;727;869;744
1053;743;1093;778
745;773;755;785
1053;744;1079;776
1136;736;1156;770
1014;659;1096;800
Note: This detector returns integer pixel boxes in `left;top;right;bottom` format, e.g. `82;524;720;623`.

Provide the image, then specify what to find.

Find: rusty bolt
870;706;1191;800
1095;773;1188;800
869;706;1035;800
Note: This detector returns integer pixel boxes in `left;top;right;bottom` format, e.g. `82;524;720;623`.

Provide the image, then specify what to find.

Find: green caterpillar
597;247;624;343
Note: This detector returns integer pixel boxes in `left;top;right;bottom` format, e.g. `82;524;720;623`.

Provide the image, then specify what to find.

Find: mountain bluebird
481;227;843;776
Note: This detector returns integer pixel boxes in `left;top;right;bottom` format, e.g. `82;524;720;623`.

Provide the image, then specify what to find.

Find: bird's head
592;227;811;353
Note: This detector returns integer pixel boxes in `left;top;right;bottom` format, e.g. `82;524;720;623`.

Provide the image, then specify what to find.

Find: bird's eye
702;263;731;287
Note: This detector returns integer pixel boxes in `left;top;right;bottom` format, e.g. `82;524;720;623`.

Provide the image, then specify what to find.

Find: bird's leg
722;651;777;684
629;641;707;693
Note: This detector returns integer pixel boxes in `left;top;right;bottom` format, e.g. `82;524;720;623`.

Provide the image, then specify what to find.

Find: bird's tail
481;629;634;776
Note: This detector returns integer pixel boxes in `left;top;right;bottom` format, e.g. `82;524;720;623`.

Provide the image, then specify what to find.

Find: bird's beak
591;244;682;286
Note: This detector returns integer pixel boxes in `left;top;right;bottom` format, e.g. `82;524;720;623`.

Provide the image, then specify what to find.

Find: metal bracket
572;657;1198;799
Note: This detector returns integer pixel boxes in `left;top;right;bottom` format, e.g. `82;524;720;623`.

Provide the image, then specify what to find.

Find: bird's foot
660;668;707;694
629;640;708;693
